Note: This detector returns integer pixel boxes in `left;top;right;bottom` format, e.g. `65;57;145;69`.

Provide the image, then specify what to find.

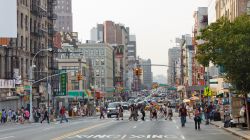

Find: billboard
60;32;78;47
114;45;124;58
0;0;17;38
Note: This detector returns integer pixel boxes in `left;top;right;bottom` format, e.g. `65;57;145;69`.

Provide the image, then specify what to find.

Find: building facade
140;59;153;90
78;43;114;97
167;47;181;86
54;0;73;32
215;0;248;21
0;0;56;109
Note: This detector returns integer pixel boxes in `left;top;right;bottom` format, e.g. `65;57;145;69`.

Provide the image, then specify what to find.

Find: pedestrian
99;106;105;119
204;104;210;125
1;109;7;123
60;106;68;123
12;110;16;122
140;105;145;121
117;104;124;120
166;106;173;120
24;109;30;122
179;104;187;127
163;104;168;118
40;108;49;123
194;107;201;130
186;104;193;119
151;105;157;121
8;109;13;122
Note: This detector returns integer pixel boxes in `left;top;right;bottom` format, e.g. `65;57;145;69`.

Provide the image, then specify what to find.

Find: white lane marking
121;135;127;139
180;135;185;139
133;126;137;129
0;136;15;139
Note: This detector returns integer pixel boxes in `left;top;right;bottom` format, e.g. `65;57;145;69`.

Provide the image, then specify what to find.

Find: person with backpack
179;104;187;127
60;106;68;123
194;107;201;130
117;104;124;120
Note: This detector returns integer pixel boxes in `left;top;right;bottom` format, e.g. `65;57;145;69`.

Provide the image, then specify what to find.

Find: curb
210;122;250;140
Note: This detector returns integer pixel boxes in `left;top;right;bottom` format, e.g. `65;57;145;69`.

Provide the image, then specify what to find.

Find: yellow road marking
51;121;112;140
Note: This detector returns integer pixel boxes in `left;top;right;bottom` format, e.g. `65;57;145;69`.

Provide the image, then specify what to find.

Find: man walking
60;106;68;123
40;108;49;123
179;104;187;127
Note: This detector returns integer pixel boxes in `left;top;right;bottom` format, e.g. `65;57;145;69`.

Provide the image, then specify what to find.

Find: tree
196;15;250;129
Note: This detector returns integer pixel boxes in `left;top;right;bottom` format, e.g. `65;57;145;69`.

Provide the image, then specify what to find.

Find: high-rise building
167;47;181;86
0;0;56;109
104;21;116;44
127;35;136;91
55;0;73;32
140;59;153;90
215;0;248;21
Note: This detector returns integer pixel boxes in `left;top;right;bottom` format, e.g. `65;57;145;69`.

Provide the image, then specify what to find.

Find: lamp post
29;48;52;122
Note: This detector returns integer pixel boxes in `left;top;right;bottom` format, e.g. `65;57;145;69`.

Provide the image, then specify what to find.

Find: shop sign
0;79;15;89
58;72;67;96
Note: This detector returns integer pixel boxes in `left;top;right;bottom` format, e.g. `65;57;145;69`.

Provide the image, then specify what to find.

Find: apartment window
21;13;23;29
34;20;37;32
101;50;104;55
25;15;28;31
95;58;99;65
95;69;100;76
20;58;23;77
30;39;33;53
25;37;28;51
26;59;29;74
101;58;105;65
30;18;32;32
16;34;19;47
95;50;99;56
21;36;23;47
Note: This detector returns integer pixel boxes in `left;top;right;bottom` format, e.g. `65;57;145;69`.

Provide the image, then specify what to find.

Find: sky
72;0;211;78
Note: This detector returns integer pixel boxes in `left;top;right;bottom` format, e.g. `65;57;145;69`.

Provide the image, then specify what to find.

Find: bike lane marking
51;121;113;140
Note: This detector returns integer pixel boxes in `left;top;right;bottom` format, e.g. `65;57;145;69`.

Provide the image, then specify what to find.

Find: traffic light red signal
134;68;142;76
77;73;83;81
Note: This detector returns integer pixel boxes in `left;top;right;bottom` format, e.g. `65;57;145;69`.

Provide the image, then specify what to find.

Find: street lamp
29;48;52;122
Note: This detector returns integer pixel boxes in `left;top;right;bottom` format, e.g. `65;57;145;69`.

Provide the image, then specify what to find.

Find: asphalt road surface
0;112;243;140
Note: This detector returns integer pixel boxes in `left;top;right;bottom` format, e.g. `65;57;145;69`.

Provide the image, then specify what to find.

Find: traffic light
134;68;139;76
77;73;83;81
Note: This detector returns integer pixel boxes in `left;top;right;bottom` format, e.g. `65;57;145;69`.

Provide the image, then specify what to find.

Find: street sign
58;72;67;96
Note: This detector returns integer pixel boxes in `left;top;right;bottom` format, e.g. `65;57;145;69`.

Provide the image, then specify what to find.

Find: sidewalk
210;121;250;140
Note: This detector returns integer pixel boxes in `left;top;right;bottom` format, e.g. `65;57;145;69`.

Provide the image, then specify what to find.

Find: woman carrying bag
194;107;201;130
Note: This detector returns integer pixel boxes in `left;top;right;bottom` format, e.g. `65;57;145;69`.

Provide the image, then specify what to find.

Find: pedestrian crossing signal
204;87;212;97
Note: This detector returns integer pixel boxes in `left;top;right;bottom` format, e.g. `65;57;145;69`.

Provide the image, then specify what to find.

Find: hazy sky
72;0;210;77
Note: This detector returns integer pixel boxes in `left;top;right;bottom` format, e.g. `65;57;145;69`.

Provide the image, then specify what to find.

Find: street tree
196;14;250;129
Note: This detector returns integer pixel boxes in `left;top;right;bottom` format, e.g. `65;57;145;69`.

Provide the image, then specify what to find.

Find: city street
0;112;242;140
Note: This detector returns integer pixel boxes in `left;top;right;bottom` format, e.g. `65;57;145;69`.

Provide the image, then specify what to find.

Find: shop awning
216;93;223;98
